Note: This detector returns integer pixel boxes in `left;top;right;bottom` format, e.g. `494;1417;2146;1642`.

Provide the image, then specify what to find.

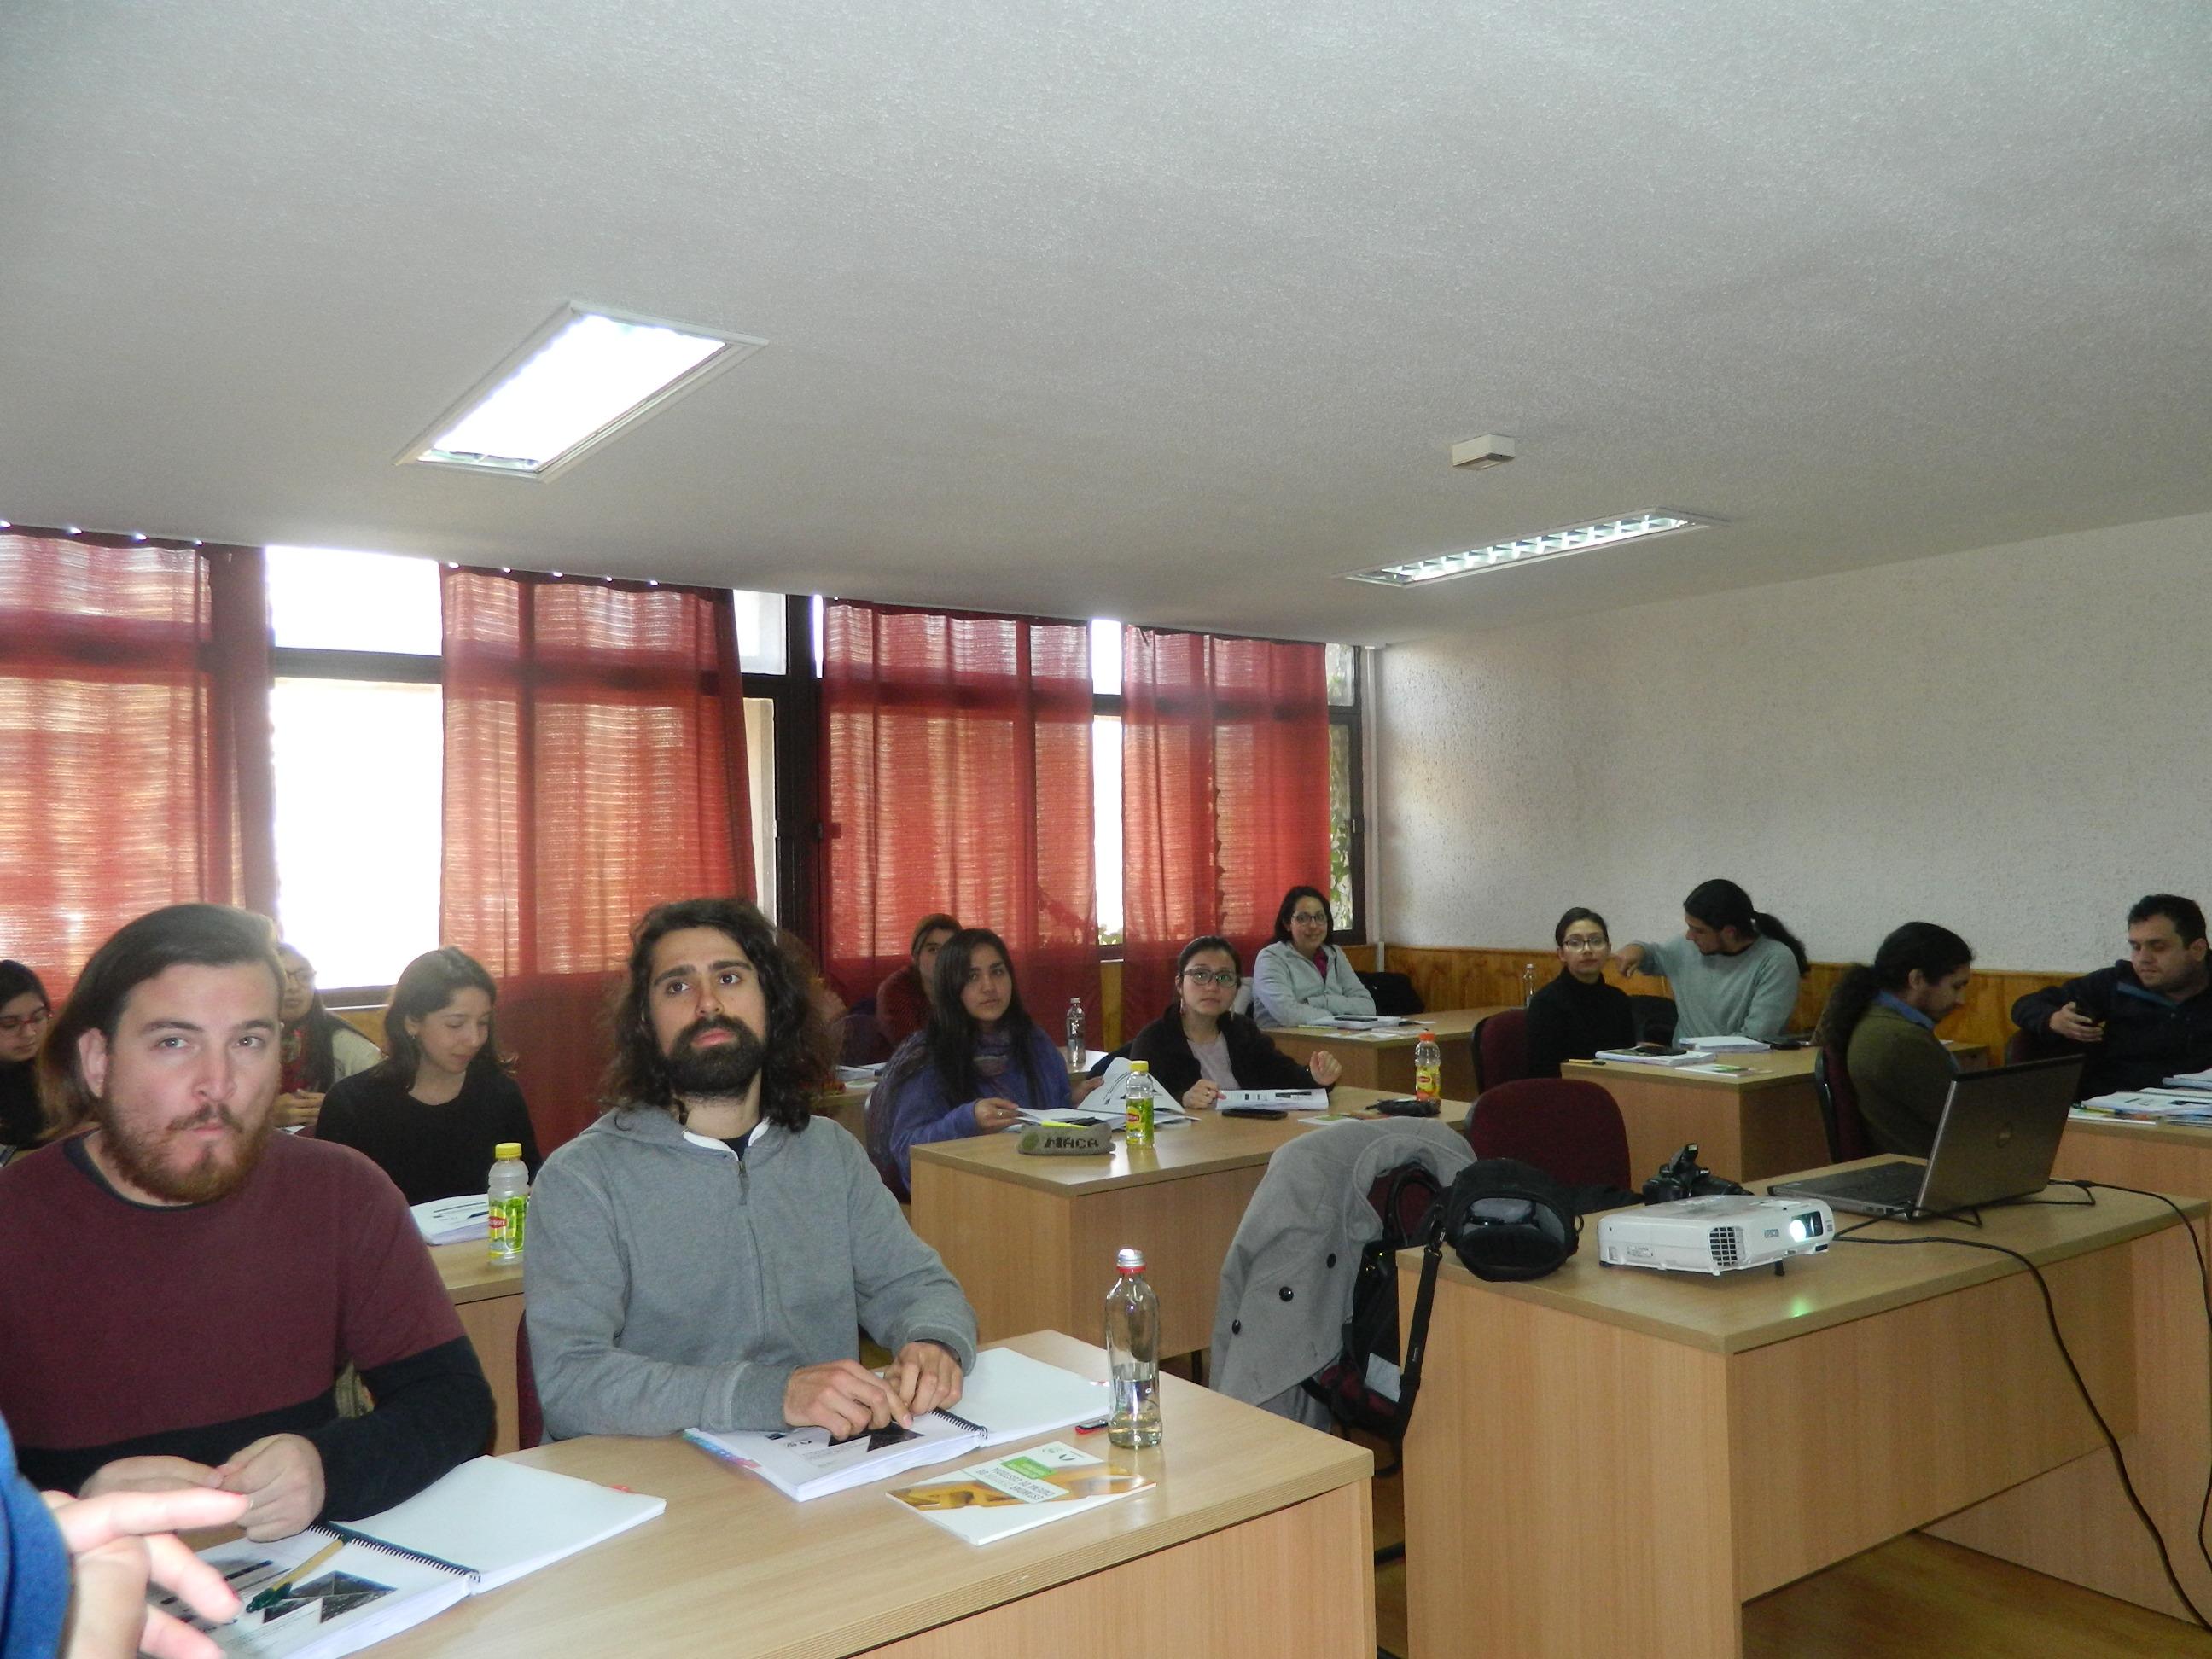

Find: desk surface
432;1240;524;1305
370;1330;1370;1659
1407;1155;2206;1357
1566;1039;1982;1095
1268;1007;1499;1047
911;1086;1468;1196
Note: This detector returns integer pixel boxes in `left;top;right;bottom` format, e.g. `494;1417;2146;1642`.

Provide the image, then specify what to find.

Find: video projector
1597;1195;1835;1277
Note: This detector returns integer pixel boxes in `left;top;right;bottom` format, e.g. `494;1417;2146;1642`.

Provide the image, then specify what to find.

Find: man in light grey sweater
525;897;977;1442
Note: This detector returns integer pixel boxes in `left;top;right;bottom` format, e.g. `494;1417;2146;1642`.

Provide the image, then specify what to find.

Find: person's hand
44;1484;250;1659
78;1457;219;1502
1307;1051;1343;1088
1069;1075;1105;1105
275;1091;323;1131
886;1342;965;1419
2047;1002;2105;1044
1181;1079;1221;1112
784;1359;905;1436
1610;945;1644;977
212;1435;324;1541
971;1097;1023;1132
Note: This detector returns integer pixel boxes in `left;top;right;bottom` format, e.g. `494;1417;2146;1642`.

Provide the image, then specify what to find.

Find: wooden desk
2057;1112;2212;1198
1398;1161;2211;1657
1565;1041;1987;1186
1266;1007;1500;1100
370;1330;1375;1659
434;1243;525;1455
911;1088;1469;1358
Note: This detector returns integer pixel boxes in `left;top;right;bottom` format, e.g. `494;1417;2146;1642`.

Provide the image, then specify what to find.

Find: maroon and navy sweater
0;1130;492;1516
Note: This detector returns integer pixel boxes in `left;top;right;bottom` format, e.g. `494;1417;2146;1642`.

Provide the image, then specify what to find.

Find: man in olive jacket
526;898;977;1441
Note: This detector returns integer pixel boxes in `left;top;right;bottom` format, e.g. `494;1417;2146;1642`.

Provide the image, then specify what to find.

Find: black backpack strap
1394;1219;1449;1432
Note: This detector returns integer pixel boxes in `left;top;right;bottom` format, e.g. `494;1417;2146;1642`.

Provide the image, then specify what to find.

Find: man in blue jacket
2012;894;2212;1100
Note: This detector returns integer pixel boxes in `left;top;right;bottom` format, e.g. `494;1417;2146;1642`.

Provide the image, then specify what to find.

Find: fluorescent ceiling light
402;306;764;480
1344;510;1714;587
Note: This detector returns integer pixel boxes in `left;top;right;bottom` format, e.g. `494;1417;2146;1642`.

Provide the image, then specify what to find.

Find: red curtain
1120;628;1330;1033
0;531;273;997
440;569;754;1149
822;601;1099;1040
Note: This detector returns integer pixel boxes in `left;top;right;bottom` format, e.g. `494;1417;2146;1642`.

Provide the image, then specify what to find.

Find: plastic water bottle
1104;1248;1163;1448
1413;1029;1441;1103
1124;1060;1156;1147
1065;997;1086;1069
487;1141;528;1263
1522;963;1538;1005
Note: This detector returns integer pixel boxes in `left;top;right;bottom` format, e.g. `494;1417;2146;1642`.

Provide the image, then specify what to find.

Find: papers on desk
410;1194;489;1244
688;1348;1109;1501
891;1440;1152;1545
1324;1015;1410;1029
1592;1047;1708;1068
837;1062;886;1087
160;1458;664;1657
1219;1088;1330;1111
1682;1034;1771;1054
2162;1070;2212;1093
2074;1090;2212;1124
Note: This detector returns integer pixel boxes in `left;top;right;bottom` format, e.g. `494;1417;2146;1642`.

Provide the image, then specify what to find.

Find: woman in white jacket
1251;886;1377;1028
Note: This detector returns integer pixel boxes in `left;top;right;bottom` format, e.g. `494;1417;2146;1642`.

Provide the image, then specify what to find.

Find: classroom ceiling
2;1;2207;646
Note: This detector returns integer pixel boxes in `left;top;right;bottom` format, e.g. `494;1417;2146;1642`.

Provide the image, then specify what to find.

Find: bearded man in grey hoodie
525;897;978;1441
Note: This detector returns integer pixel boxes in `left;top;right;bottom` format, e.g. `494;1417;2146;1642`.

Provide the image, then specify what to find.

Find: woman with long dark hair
0;960;52;1159
1816;923;1974;1156
1251;886;1376;1029
1524;909;1637;1077
1612;878;1809;1042
272;943;381;1132
869;928;1070;1196
1128;936;1342;1111
317;946;538;1204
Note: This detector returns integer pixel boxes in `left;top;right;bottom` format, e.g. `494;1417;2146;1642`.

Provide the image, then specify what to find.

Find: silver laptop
1767;1056;2085;1220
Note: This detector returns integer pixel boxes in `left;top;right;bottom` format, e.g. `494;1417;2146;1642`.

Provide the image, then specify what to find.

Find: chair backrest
1464;1078;1632;1191
515;1313;543;1451
2004;1027;2057;1066
837;997;890;1067
1359;970;1426;1017
1231;977;1254;1017
1627;994;1678;1045
1812;1044;1876;1162
1472;1008;1530;1093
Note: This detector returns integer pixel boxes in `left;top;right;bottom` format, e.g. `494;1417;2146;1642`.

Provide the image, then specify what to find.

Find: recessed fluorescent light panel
403;306;765;480
1344;510;1714;587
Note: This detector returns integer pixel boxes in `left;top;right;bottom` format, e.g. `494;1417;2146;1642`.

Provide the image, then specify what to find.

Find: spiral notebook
159;1458;665;1657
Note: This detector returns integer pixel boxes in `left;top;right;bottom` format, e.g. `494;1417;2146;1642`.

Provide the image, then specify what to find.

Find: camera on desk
1641;1142;1749;1205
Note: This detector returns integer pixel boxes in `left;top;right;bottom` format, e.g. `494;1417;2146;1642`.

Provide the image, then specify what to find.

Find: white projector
1597;1196;1836;1277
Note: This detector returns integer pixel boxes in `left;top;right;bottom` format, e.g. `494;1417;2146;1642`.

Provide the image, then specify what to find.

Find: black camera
1641;1142;1749;1205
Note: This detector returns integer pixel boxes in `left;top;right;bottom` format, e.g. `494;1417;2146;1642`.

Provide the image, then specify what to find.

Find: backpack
1301;1162;1446;1443
1439;1157;1586;1283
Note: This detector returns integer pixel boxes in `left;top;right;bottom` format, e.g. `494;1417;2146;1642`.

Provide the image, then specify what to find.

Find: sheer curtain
0;530;272;994
821;601;1099;1040
440;568;754;1147
1120;627;1330;1034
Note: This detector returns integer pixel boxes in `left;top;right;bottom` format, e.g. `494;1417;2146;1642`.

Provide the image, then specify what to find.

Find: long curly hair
601;897;833;1129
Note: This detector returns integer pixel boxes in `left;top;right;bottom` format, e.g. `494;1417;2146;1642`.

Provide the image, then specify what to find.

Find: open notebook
157;1458;664;1658
685;1347;1109;1501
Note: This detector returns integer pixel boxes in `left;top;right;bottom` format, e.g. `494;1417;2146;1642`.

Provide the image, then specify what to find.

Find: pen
245;1537;345;1613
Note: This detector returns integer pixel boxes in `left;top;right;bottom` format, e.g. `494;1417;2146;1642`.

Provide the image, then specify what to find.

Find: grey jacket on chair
1210;1119;1474;1429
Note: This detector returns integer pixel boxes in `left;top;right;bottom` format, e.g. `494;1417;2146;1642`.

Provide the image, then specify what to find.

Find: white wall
1375;509;2212;969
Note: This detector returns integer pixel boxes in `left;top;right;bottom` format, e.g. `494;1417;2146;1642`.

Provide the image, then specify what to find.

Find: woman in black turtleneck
0;961;53;1160
1524;909;1636;1078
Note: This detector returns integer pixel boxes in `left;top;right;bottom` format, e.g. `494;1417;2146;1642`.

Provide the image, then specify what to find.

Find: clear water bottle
1065;997;1086;1069
487;1141;528;1263
1104;1248;1162;1448
1413;1029;1441;1103
1522;962;1538;1005
1124;1059;1156;1147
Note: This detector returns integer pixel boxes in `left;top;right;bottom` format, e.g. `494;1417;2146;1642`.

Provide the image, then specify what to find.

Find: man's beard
665;1016;768;1099
97;1099;274;1204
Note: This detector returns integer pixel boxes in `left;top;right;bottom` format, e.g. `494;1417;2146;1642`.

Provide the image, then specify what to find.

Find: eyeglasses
282;969;316;987
1560;935;1609;951
1289;911;1330;927
0;1007;51;1035
1181;969;1238;987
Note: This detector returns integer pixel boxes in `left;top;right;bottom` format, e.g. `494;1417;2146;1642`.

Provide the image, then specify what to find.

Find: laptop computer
1767;1055;2085;1220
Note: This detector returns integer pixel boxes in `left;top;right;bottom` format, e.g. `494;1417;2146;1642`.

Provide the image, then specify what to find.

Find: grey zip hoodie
524;1105;978;1441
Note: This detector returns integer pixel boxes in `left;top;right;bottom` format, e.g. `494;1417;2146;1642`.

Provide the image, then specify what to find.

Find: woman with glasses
1130;937;1343;1112
0;960;52;1159
869;928;1071;1199
273;943;382;1132
1525;908;1638;1077
1251;886;1376;1029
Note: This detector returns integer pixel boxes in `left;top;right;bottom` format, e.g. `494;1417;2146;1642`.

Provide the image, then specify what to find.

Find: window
1327;645;1364;938
1093;713;1124;945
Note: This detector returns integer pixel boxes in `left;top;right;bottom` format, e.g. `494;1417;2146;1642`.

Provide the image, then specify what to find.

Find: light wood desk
1397;1160;2211;1657
371;1330;1375;1659
911;1087;1469;1358
2057;1111;2212;1198
1565;1040;1987;1186
433;1243;525;1455
1266;1007;1500;1100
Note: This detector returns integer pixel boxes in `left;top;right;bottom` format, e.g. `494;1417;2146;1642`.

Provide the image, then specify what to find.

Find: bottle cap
1127;1061;1149;1074
494;1142;522;1161
1116;1248;1146;1272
